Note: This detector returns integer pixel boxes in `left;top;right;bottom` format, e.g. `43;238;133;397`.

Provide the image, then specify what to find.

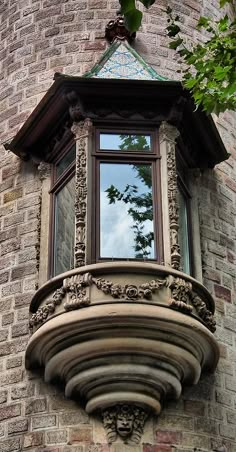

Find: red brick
69;426;93;443
143;445;173;452
214;284;232;303
156;430;182;444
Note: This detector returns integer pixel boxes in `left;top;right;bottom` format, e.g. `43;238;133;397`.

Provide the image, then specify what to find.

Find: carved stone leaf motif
192;296;216;333
93;277;167;300
102;404;148;445
169;277;193;313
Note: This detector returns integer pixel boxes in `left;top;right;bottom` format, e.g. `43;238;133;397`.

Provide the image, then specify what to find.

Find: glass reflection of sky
100;163;155;259
100;133;151;151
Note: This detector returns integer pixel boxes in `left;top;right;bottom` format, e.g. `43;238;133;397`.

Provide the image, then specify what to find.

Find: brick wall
0;0;236;451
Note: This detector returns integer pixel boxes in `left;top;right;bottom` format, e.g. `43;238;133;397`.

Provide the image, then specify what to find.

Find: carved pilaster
159;122;180;270
71;119;92;267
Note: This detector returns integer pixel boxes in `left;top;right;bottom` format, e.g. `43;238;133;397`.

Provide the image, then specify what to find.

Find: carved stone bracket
38;162;51;181
29;273;92;330
159;122;181;270
71;119;92;268
105;15;136;44
102;404;148;445
192;296;216;333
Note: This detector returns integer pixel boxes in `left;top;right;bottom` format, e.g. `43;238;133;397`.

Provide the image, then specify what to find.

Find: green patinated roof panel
84;40;168;81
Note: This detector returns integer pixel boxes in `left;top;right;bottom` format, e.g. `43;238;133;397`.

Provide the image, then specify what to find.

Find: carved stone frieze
71;119;92;268
169;276;193;313
93;277;167;300
30;269;217;335
102;404;148;445
192;296;216;333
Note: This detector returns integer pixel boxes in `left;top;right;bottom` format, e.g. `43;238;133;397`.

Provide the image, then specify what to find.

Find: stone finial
105;15;136;44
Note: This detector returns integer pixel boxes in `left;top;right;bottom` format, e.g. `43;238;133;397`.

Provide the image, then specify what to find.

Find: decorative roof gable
84;40;168;81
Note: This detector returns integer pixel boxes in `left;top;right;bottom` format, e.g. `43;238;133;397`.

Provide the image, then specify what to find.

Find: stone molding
26;262;219;444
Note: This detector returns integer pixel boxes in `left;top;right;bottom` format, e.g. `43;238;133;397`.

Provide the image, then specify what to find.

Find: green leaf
140;0;155;7
197;16;210;28
169;38;183;49
167;24;181;37
124;9;143;33
218;15;229;32
119;0;135;14
220;0;233;7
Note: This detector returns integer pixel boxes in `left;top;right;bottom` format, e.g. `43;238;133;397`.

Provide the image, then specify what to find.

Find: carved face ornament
116;405;134;438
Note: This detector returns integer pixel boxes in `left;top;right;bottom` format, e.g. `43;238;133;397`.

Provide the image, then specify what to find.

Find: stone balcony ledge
26;262;219;444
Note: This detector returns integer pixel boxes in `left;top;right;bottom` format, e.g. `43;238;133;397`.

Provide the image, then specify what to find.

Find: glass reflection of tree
105;135;154;259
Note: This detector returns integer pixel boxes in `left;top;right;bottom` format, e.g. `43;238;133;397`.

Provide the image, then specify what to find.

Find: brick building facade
0;1;235;451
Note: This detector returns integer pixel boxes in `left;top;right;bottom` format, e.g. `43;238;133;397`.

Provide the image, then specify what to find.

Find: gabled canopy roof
84;39;167;81
6;36;229;168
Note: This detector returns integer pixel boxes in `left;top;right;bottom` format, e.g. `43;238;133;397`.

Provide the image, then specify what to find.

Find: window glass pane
100;133;151;152
178;189;190;274
56;144;76;179
100;163;155;259
54;176;75;276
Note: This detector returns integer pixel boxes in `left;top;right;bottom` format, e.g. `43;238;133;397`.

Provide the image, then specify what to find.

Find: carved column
71;119;92;267
159;122;180;270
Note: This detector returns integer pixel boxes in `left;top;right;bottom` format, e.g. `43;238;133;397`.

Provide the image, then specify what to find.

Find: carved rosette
159;122;181;270
71;119;92;268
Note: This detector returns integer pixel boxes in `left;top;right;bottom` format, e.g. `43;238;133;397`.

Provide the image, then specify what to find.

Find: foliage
119;0;236;114
105;135;154;259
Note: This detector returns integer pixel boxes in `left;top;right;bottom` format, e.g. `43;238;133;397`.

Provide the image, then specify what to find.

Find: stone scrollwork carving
192;296;216;333
71;119;92;268
102;404;148;445
63;273;92;311
169;276;193;313
93;277;167;300
29;274;92;330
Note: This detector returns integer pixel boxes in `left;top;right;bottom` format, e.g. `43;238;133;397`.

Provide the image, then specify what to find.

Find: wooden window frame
91;126;164;264
49;140;76;278
176;148;193;275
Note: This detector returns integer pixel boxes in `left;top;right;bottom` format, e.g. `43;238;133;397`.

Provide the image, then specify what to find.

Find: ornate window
6;15;228;447
92;128;163;263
